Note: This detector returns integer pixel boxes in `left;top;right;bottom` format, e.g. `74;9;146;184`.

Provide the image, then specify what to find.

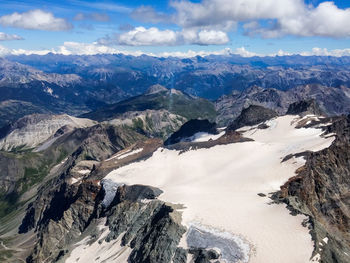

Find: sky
0;0;350;57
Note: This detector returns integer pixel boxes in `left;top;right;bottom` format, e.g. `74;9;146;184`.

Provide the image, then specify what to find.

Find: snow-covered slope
101;115;334;263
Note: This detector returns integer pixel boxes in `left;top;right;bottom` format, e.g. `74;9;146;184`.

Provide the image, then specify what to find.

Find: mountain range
1;53;350;263
1;54;350;128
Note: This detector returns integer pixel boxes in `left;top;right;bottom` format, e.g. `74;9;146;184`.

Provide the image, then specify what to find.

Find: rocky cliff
273;115;350;262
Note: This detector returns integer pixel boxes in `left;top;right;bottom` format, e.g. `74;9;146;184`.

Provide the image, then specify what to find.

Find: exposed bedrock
226;104;278;131
21;171;186;263
273;115;350;263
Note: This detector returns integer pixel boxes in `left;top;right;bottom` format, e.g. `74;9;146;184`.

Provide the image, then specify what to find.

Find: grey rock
227;105;278;131
286;99;325;116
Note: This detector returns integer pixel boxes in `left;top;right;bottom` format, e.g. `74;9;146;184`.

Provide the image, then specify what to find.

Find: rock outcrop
227;105;278;131
273;115;350;263
164;119;217;145
286;99;325;116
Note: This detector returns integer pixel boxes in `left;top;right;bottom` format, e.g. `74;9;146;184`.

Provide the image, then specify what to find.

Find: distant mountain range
1;54;350;127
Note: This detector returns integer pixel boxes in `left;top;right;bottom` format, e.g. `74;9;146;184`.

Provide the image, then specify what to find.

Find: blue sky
0;0;350;57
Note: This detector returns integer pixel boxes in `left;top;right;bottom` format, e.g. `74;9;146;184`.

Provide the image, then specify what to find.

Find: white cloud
0;32;23;41
56;42;120;55
234;47;260;57
277;2;350;37
171;0;350;38
101;27;229;46
118;27;178;46
300;47;350;57
171;0;303;28
0;9;72;31
74;13;110;22
182;29;229;45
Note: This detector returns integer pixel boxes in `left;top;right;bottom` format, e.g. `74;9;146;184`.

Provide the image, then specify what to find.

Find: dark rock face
173;248;188;263
274;115;350;263
286;99;325;116
164;119;217;145
189;248;220;263
227;105;278;131
20;161;185;263
106;185;185;263
25;180;104;262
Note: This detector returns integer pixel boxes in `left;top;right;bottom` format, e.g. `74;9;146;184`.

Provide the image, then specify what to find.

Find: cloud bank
131;0;350;38
1;41;350;58
99;27;229;46
0;9;72;31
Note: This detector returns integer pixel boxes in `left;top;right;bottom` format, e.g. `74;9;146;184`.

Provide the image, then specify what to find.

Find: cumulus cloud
171;0;302;28
0;32;23;41
171;0;350;38
0;9;72;31
99;27;229;46
74;13;110;22
118;27;178;46
56;42;120;55
181;29;229;45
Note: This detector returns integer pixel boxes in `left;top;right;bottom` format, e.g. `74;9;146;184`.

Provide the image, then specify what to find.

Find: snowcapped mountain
1;100;348;263
1;52;350;263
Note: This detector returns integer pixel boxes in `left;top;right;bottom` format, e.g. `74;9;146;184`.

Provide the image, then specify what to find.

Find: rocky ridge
215;84;350;125
226;104;278;131
0;114;96;151
273;114;350;262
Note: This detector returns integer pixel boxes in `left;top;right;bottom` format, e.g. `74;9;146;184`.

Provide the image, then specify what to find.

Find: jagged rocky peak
145;84;168;95
164;119;217;145
227;104;278;131
286;99;325;116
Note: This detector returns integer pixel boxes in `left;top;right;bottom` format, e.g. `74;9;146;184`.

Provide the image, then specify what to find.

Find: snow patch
185;131;225;143
66;219;131;263
106;148;143;162
77;169;91;175
322;237;329;244
70;177;82;185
